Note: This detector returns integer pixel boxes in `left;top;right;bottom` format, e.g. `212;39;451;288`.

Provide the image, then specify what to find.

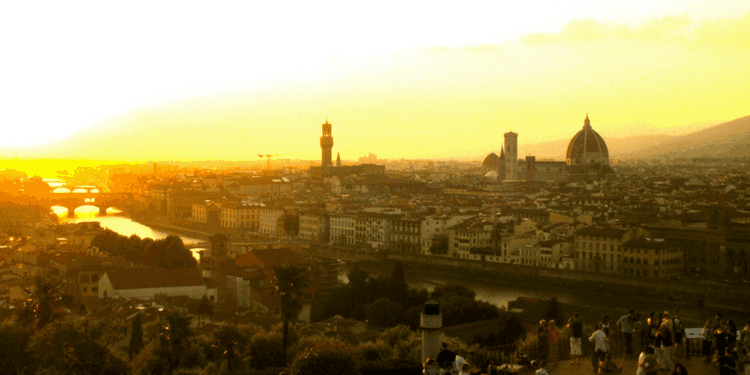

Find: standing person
590;327;608;375
654;320;664;368
673;311;685;358
568;313;583;365
742;319;750;350
659;318;675;373
704;319;715;363
634;312;648;352
718;321;730;359
537;320;549;364
548;320;559;366
648;312;659;345
639;346;658;375
437;343;455;370
716;314;725;355
728;320;739;351
617;310;634;358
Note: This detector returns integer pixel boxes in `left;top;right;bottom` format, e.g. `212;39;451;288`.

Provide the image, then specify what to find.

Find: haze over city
4;3;750;375
1;1;749;166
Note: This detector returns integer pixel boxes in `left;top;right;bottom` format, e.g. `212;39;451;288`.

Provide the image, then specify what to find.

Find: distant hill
620;115;750;159
518;134;678;160
509;117;749;161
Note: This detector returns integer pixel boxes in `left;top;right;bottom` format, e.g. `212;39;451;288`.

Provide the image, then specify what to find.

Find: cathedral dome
566;114;609;166
482;153;500;169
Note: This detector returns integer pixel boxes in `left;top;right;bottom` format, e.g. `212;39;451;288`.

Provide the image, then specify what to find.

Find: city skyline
1;2;749;163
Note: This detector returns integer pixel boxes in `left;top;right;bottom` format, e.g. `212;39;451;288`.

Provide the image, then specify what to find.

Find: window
92;287;98;292
82;287;87;292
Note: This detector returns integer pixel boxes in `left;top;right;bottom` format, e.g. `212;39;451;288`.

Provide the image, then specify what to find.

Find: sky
1;1;749;162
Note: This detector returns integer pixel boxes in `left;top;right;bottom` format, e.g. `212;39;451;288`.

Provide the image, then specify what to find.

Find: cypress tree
129;314;144;360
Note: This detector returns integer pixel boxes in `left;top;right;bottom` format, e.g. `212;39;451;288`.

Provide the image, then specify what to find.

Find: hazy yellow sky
1;1;749;161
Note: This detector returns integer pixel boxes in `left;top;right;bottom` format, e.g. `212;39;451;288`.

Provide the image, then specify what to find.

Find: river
55;207;546;308
53;208;743;320
53;206;207;260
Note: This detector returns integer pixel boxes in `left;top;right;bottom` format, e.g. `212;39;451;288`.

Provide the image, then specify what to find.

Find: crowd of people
421;311;750;375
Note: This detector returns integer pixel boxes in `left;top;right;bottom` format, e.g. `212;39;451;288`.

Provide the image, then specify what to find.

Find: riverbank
350;258;750;328
120;219;750;321
130;217;215;241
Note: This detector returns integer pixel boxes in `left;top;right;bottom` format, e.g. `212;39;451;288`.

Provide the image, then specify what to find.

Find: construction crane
258;154;278;171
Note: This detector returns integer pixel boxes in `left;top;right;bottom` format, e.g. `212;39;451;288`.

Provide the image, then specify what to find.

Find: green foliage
498;314;526;347
91;230;197;269
130;314;144;360
365;298;406;328
28;316;130;375
212;325;249;372
16;275;75;330
431;284;476;301
289;341;359;375
356;340;392;362
387;261;408;305
134;312;203;375
273;264;310;364
0;321;33;375
544;297;563;327
247;330;285;370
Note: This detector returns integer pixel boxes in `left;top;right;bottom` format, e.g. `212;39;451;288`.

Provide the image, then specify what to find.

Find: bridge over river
43;184;134;217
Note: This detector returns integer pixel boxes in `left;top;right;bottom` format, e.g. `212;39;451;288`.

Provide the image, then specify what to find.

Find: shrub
289;341;359;375
247;330;285;370
356;340;392;362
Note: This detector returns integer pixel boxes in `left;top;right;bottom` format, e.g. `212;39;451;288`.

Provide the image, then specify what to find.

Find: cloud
522;13;749;48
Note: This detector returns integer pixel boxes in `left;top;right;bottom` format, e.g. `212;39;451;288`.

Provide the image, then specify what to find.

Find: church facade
483;114;613;181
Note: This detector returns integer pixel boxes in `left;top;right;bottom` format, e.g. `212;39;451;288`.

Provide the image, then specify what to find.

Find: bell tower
504;131;518;180
320;118;333;169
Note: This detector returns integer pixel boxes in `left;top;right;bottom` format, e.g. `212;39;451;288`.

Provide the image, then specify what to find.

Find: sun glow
1;2;748;160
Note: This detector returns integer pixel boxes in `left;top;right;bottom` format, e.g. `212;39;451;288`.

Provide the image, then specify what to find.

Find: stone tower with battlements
320;119;334;169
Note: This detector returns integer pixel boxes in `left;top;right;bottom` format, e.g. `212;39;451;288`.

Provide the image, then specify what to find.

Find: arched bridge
41;185;133;217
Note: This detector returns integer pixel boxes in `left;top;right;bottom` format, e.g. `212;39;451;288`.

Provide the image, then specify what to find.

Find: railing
478;331;696;367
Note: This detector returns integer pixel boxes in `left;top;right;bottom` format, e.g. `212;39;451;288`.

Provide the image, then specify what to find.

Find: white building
420;215;472;254
259;206;286;236
98;268;214;300
330;214;356;246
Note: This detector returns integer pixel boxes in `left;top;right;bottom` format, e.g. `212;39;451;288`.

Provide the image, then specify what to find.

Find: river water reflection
53;206;206;260
52;208;712;314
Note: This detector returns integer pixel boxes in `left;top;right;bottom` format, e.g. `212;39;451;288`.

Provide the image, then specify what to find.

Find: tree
129;314;144;360
387;261;408;306
28;317;129;375
431;284;476;301
195;295;214;328
140;312;197;374
273;264;309;364
17;275;74;330
0;322;33;375
366;298;406;328
212;325;248;371
497;314;526;350
544;297;563;327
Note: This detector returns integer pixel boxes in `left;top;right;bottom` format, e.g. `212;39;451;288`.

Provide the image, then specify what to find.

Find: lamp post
421;299;442;363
